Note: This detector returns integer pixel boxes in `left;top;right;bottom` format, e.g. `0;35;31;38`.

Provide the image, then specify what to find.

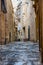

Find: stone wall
0;12;5;44
0;0;15;44
5;0;14;42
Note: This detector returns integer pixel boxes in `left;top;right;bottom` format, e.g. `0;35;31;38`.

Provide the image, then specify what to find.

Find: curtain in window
1;0;7;13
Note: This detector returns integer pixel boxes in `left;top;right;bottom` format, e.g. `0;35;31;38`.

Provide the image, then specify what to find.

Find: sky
11;0;18;12
11;0;22;12
11;0;35;12
11;0;17;8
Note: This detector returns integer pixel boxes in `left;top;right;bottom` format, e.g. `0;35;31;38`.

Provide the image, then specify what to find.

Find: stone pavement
0;41;41;65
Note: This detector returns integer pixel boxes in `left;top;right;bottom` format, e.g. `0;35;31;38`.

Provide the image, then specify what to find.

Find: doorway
28;26;30;41
9;32;11;42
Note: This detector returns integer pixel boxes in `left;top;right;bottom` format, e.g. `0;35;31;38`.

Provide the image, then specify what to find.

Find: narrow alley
0;41;41;65
0;0;43;64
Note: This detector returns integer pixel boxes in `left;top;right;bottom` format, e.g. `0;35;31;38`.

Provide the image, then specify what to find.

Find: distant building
16;0;36;41
16;1;22;40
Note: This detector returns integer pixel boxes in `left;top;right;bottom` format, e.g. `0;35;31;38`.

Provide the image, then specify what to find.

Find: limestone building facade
0;0;15;44
32;0;43;63
16;0;36;41
0;0;7;44
5;0;14;43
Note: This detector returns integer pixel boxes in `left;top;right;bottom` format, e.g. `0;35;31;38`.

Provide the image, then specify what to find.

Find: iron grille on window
1;0;7;13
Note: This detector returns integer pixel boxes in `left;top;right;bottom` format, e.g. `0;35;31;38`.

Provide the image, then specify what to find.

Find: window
1;0;7;13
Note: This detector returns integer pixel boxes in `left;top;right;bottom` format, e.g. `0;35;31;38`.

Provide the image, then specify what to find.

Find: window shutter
1;0;7;13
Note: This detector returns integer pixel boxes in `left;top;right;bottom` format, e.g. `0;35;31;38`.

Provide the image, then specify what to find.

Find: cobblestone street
0;41;41;65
